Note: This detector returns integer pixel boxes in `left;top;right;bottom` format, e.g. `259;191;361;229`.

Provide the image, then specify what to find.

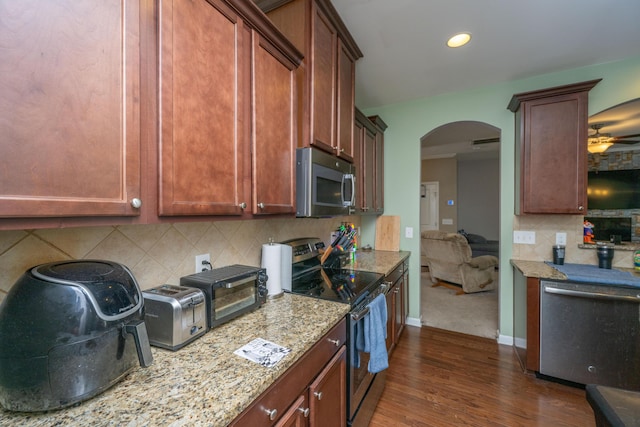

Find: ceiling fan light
447;33;471;48
587;141;613;154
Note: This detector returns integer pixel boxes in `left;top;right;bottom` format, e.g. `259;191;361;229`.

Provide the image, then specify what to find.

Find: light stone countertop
348;250;411;276
511;259;640;280
0;294;350;427
510;259;567;280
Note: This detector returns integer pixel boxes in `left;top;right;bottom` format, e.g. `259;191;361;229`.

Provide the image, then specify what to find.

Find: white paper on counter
234;338;291;368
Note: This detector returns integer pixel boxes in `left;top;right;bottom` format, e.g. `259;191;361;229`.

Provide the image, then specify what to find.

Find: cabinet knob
314;391;323;401
130;198;142;209
264;408;278;420
327;338;340;347
578;205;584;211
239;202;246;209
257;203;265;209
587;365;597;373
298;407;310;418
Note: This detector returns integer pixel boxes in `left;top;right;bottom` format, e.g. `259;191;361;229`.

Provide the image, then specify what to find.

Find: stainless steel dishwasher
539;279;640;389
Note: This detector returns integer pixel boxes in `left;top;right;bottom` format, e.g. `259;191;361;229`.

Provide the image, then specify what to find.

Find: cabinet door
362;128;376;213
309;346;346;427
0;0;141;217
373;130;384;213
385;286;394;353
252;32;297;215
310;3;337;154
393;276;404;344
520;93;588;214
158;0;247;216
336;38;355;162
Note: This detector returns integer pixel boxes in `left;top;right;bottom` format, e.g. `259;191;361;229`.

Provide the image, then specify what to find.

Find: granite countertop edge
511;259;639;281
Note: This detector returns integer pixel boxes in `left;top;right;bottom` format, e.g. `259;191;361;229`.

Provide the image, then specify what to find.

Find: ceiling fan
587;123;640;154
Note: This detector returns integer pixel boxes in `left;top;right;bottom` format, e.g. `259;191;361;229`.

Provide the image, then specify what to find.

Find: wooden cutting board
375;215;400;251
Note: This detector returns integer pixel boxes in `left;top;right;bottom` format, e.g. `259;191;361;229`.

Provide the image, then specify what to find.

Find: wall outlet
513;230;536;244
442;218;453;225
195;254;211;273
405;227;414;238
555;232;567;245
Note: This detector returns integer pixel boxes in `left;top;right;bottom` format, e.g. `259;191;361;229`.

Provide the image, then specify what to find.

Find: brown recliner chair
421;230;498;294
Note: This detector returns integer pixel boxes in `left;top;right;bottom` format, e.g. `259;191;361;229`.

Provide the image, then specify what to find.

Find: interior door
420;182;439;231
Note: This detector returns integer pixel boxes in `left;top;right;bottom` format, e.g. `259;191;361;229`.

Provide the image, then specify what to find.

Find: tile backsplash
0;216;359;302
512;214;634;268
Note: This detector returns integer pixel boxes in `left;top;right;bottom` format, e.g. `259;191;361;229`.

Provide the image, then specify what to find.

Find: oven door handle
351;306;370;322
223;275;256;289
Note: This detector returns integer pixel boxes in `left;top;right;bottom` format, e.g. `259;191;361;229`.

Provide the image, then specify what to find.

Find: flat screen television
584;216;632;242
587;169;640;210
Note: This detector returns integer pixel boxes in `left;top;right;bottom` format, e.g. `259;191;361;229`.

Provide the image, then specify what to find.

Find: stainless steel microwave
296;147;355;217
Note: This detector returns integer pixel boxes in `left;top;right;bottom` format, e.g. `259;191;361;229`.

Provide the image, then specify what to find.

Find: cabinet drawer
385;263;403;284
230;317;346;426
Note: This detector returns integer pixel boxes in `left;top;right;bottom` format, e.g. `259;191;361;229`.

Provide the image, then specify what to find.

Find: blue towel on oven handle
364;293;389;374
353;315;365;368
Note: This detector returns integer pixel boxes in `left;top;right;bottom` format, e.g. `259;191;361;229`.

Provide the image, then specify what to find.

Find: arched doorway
419;120;501;338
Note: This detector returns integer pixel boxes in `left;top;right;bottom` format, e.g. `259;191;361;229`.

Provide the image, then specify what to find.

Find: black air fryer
0;260;153;412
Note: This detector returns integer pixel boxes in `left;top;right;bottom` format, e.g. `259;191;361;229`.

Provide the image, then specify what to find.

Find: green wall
362;55;640;337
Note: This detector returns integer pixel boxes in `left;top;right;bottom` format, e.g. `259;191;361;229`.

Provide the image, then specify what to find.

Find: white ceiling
332;0;640;110
330;0;640;159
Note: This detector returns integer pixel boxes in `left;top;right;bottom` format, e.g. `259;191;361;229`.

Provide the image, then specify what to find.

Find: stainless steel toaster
142;284;207;351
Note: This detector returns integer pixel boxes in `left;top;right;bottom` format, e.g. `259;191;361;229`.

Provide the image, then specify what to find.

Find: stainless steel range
281;237;388;427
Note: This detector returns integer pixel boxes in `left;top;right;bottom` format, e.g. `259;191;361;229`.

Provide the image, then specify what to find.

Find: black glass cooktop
289;266;384;306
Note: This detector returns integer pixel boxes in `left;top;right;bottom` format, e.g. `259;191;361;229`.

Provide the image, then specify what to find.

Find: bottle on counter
634;249;640;271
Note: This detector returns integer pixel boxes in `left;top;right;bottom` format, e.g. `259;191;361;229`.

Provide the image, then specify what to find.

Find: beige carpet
420;272;498;339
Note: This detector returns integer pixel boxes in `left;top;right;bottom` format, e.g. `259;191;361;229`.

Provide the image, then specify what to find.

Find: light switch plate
405;227;414;238
556;232;567;245
513;230;536;244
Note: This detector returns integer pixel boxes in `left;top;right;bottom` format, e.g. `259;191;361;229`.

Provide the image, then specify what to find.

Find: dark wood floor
370;326;595;427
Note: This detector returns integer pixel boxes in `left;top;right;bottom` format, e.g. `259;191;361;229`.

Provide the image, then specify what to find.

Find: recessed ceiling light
447;32;471;48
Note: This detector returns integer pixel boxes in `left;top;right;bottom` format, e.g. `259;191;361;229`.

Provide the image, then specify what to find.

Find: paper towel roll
261;243;290;298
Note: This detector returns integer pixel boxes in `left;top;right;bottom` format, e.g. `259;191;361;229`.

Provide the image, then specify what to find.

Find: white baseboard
498;333;513;346
405;316;422;327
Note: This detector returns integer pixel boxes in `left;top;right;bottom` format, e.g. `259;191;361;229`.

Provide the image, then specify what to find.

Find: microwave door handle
350;174;356;206
341;174;347;205
341;174;355;206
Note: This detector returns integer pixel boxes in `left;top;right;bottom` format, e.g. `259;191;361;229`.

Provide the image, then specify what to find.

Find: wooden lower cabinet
275;394;309;427
385;260;408;354
308;347;347;427
512;266;541;372
230;318;346;426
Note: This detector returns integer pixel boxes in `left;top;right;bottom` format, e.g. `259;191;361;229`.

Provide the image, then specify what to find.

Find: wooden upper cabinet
0;0;141;218
336;39;356;162
159;0;302;217
252;31;299;215
354;109;386;215
311;5;338;154
158;0;248;216
256;0;362;162
508;79;601;214
369;115;387;214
